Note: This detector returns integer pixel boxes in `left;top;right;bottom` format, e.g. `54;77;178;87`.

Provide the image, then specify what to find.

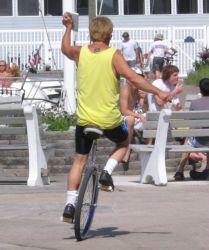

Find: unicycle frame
74;126;102;241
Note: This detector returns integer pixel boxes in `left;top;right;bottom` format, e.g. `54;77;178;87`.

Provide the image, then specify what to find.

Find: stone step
42;130;75;140
0;152;181;170
0;157;28;166
0;134;27;141
54;149;74;157
0;129;189;178
50;139;115;149
53;141;75;149
0;168;28;177
0;161;194;178
48;156;72;166
0;150;29;157
49;165;70;174
54;146;116;157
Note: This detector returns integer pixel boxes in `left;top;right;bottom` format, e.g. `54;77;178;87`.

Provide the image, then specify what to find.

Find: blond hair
89;16;113;44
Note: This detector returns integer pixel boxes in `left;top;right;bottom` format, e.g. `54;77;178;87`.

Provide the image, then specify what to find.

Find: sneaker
190;169;209;180
62;203;75;223
99;170;114;191
174;171;185;181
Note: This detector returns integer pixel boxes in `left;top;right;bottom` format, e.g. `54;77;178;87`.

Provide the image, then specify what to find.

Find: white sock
66;190;78;207
104;158;118;175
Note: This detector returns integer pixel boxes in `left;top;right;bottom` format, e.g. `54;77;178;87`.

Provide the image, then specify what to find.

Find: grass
185;47;209;86
185;64;209;86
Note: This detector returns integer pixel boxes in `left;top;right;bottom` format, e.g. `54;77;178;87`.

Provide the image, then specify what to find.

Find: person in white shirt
118;32;142;67
148;65;183;112
148;33;173;79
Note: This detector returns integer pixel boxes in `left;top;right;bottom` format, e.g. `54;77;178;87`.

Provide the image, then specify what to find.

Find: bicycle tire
74;167;99;241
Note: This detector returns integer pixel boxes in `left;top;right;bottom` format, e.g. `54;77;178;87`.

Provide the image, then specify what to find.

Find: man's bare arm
154;95;166;107
113;50;171;102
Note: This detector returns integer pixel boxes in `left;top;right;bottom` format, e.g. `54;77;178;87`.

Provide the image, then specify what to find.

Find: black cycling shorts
75;123;128;155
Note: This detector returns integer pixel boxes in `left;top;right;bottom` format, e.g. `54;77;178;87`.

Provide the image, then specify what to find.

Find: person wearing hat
118;32;142;67
147;33;173;80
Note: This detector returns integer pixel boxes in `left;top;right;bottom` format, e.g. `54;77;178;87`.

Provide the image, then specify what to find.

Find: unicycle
74;126;103;241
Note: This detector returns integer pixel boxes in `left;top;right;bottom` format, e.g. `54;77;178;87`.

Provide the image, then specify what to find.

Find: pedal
100;184;114;192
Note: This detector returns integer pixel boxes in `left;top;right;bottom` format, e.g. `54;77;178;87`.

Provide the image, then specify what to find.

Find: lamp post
62;0;76;113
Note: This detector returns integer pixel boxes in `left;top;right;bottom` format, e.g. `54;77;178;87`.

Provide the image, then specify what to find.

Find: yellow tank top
76;45;122;129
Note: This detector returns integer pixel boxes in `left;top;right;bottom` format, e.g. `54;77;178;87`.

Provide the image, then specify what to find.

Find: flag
32;49;41;66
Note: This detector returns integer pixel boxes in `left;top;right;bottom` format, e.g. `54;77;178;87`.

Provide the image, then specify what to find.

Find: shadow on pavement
65;226;172;241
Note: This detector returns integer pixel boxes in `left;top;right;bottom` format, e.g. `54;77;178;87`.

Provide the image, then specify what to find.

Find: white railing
0;26;209;77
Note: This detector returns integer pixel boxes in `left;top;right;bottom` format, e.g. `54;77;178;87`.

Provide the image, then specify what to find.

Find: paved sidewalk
0;174;209;250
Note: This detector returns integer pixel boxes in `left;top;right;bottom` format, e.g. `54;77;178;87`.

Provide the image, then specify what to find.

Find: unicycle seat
84;125;103;140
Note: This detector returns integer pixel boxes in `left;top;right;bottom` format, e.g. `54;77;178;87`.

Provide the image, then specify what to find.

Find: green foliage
193;47;209;71
185;64;209;86
185;47;209;86
41;111;77;131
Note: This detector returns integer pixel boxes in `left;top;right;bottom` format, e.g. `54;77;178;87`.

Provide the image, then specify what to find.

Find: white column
198;0;203;14
62;0;77;113
172;0;177;15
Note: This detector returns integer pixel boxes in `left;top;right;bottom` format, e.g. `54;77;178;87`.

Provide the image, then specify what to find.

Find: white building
1;0;209;76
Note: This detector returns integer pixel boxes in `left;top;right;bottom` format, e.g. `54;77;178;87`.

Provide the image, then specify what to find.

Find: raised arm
61;12;81;63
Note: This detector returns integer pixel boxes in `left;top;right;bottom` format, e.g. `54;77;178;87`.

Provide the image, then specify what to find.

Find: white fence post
23;104;47;186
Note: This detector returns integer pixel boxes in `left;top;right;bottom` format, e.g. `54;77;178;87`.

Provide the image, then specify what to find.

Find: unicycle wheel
74;168;99;241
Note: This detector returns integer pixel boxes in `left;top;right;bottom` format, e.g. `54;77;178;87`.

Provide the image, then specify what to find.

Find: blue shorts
188;137;205;148
75;123;128;155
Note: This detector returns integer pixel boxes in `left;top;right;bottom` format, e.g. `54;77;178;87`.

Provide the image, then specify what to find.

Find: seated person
0;60;20;88
119;67;149;170
148;65;183;112
174;78;209;181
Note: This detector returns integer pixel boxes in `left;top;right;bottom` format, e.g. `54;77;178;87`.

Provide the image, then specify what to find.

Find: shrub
185;47;209;86
185;64;209;86
41;111;77;131
193;47;209;70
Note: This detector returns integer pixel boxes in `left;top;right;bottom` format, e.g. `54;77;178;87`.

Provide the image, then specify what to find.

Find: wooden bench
130;109;209;185
0;96;54;186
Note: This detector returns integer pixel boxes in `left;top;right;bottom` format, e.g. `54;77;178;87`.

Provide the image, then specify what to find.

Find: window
0;0;12;16
203;0;209;13
77;0;88;15
177;0;197;14
150;0;171;14
97;0;118;15
18;0;39;16
44;0;62;16
124;0;144;15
